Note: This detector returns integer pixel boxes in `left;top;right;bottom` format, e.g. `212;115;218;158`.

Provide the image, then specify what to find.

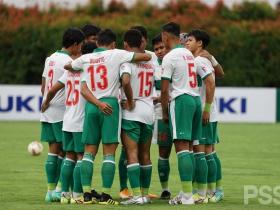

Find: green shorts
200;121;220;145
157;119;172;147
82;98;120;145
63;131;84;153
169;94;202;141
41;121;63;143
122;119;153;144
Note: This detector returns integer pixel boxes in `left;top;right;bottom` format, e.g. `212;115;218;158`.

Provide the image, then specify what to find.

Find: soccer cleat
142;196;152;204
83;192;94;204
121;195;145;205
119;188;132;199
99;192;119;205
193;193;208;204
70;196;84;204
91;189;101;201
51;191;61;202
208;190;224;203
60;192;71;204
169;191;194;205
45;191;53;202
160;190;171;200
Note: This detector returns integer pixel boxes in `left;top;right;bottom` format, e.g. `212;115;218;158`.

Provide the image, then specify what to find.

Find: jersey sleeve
195;57;213;80
114;49;135;64
58;71;68;85
80;70;88;83
71;56;84;71
161;56;173;80
42;57;49;78
119;63;132;78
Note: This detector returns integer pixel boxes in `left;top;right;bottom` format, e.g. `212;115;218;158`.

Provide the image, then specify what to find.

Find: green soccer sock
194;152;208;197
118;148;128;191
177;150;193;195
55;156;64;184
127;163;141;196
81;153;95;193
205;153;217;194
190;152;196;180
73;160;83;193
102;155;116;194
158;157;170;190
61;158;75;192
140;164;152;196
45;153;58;190
212;151;223;191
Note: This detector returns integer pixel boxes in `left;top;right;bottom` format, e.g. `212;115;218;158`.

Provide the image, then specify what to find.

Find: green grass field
0;122;279;210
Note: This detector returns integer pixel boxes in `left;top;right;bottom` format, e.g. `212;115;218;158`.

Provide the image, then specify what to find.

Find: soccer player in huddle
119;29;155;205
40;28;85;202
118;25;158;199
186;29;224;203
161;22;202;205
151;35;172;200
65;29;151;205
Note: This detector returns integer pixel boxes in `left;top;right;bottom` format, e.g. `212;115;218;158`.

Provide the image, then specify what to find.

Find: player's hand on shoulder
198;50;212;61
41;101;49;113
98;102;113;115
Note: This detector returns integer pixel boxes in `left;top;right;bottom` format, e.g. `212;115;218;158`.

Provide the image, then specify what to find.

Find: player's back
120;60;155;125
78;49;134;99
162;47;199;100
59;70;86;132
41;51;72;123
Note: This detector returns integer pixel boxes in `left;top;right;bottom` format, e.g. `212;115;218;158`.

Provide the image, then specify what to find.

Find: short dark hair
162;22;180;37
123;29;142;48
130;25;148;40
188;29;210;48
152;34;162;47
62;28;85;48
81;42;97;54
81;24;101;38
97;29;116;46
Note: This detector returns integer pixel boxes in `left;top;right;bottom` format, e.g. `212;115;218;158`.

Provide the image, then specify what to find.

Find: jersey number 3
88;65;108;91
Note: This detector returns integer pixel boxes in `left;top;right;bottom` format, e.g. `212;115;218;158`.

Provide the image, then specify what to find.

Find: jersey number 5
88;65;108;91
138;71;153;97
188;63;197;88
66;80;80;106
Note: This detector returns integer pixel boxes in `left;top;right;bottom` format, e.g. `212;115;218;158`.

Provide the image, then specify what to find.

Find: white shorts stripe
170;100;177;139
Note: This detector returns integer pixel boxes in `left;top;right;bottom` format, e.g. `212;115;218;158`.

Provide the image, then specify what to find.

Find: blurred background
0;0;279;122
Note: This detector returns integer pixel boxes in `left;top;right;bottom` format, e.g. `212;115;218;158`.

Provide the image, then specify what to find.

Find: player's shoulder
195;56;213;69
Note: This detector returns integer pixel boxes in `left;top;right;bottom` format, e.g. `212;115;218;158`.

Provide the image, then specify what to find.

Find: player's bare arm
132;52;151;62
203;74;215;124
41;82;65;112
161;79;170;123
80;82;113;115
41;77;46;95
198;50;225;79
121;73;135;111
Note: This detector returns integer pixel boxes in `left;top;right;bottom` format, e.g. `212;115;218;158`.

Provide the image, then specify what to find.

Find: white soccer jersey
58;71;86;132
195;56;218;122
71;48;134;99
161;46;199;100
154;59;163;119
120;61;155;125
40;51;72;123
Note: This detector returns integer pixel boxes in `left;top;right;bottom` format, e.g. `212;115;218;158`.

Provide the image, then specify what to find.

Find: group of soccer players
40;22;224;205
